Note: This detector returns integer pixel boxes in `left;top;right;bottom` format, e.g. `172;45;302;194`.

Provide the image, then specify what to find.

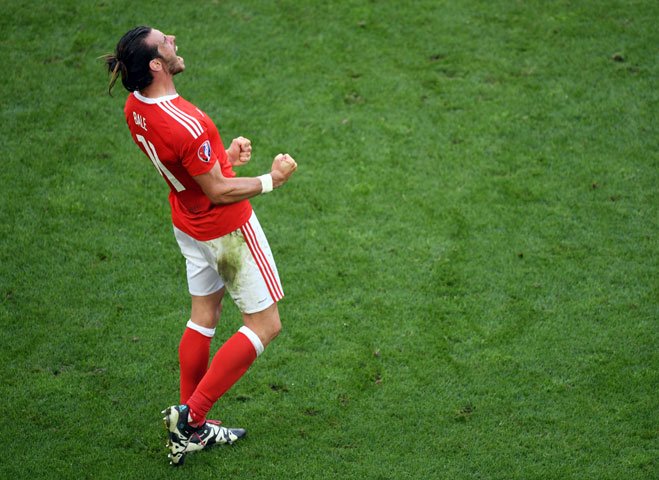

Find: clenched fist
226;136;252;166
270;153;297;188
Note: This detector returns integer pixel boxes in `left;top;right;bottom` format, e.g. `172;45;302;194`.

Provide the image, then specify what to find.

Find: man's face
147;28;185;75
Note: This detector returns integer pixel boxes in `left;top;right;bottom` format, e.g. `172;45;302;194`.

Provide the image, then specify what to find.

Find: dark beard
165;56;184;75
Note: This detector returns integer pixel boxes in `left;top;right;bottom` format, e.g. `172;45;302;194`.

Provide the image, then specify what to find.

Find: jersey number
136;134;186;192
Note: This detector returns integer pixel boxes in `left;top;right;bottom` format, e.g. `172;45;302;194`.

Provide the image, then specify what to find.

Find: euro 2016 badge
197;140;212;163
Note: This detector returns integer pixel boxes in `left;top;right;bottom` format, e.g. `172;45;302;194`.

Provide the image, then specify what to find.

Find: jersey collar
133;91;179;104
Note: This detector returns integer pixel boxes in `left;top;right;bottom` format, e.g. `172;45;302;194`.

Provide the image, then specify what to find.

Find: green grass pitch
0;0;656;478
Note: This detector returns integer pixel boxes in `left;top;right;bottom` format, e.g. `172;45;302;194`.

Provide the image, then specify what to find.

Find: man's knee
270;315;282;340
190;290;224;329
244;303;282;347
260;306;282;344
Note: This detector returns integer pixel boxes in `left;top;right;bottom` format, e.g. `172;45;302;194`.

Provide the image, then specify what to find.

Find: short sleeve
180;132;218;177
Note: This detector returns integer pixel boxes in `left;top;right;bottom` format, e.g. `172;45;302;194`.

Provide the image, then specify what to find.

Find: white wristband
258;174;273;194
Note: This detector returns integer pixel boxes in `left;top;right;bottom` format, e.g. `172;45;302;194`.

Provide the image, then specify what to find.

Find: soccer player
103;26;298;466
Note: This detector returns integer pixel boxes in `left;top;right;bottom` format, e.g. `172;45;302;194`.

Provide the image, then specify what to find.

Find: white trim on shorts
173;211;284;314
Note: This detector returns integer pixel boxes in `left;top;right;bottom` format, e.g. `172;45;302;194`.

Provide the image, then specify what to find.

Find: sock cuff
238;326;264;357
186;319;216;338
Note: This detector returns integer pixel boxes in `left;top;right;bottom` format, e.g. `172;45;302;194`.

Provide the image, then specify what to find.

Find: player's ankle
188;408;205;427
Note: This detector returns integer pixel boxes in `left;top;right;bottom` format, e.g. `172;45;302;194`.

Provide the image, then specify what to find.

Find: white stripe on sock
238;326;264;356
186;319;216;338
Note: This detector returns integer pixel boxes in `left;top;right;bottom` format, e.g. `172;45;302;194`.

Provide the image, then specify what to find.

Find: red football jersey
124;91;252;241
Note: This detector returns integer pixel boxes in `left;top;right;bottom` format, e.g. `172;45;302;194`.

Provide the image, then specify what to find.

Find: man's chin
171;60;185;75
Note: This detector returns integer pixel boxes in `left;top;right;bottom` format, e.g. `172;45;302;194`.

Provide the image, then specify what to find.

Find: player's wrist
226;148;237;165
258;174;273;193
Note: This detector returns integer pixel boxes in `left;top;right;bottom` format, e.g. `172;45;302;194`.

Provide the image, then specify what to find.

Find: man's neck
141;77;176;99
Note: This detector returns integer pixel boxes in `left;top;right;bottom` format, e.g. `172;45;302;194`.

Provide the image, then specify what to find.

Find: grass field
1;0;657;478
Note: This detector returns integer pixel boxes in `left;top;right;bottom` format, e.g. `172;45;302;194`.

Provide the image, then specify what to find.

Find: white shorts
173;211;284;314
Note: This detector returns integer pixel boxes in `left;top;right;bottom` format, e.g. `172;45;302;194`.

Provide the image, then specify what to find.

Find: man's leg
179;289;224;404
242;302;282;348
166;289;248;466
185;302;281;425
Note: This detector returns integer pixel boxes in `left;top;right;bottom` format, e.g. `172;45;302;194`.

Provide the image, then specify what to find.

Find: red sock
178;327;212;404
186;330;258;424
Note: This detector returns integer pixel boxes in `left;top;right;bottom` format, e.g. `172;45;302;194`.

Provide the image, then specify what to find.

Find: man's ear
149;58;162;72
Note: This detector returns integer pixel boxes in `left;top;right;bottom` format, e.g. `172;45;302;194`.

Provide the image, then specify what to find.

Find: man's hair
103;26;160;95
